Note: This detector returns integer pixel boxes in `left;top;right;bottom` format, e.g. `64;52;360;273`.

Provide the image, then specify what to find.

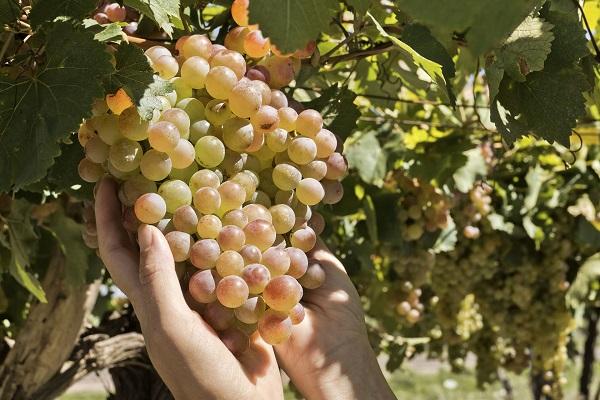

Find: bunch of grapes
77;27;346;352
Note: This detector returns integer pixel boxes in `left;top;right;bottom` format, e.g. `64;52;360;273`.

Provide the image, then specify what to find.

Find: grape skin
134;193;167;224
216;275;249;308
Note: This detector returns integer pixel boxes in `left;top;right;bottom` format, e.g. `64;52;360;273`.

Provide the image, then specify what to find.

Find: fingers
95;177;140;297
136;224;189;318
308;239;347;274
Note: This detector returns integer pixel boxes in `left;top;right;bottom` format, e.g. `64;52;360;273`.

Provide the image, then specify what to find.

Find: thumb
137;224;188;317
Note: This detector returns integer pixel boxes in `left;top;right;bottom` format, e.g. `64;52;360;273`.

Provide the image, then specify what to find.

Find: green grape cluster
77;33;347;352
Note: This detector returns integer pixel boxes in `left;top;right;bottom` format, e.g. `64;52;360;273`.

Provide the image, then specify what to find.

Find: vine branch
323;42;394;65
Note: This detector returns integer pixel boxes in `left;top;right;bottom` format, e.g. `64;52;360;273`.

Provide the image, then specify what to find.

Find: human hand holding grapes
95;178;284;400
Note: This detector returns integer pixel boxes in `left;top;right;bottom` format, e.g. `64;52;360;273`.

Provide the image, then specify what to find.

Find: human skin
95;177;395;400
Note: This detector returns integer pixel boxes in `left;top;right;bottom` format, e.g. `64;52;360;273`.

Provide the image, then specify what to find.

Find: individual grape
145;46;172;64
243;219;276;251
92;114;122;145
286;247;308;279
222;209;249;228
239;245;262;265
296;178;325;206
124;21;138;35
153;55;179;79
134;193;167;224
228;83;262;118
298;262;325;289
299;160;327;181
160;108;191;139
85;136;110;164
288;137;317;165
246;65;270;82
119;107;149;141
290;226;316;252
105;4;127;22
195;136;225;168
219;327;249;355
109;139;143;172
158;180;192;213
203;301;234;331
78;121;96;147
210;44;227;58
78;159;104;183
220;150;245;176
262;247;291;276
167;139;195;169
173;205;199;234
107;161;138;181
222;118;254;151
93;12;110;24
190;239;221;269
242;204;272;223
189;169;220;193
269;90;288;109
148;121;180;152
265;128;289;152
324;152;348;180
120;175;157;206
216;250;245;276
272;163;302;190
289;303;305;325
278;107;298;132
308;212;325;235
230;171;258;201
321;179;344;204
250;105;279;134
211;49;247;80
180;56;210;89
241;263;270;294
205;66;238;99
140;150;172;181
218;181;246;212
406;309;420;324
193;187;221;214
170;78;193;103
170;162;199;183
205;99;233;127
176;98;205;123
269;204;295;234
231;0;249;26
258;309;293;345
216;275;249;308
314;129;337;158
165;231;193;262
189;269;217;303
260;55;295;89
224;26;249;53
396;301;411;316
196;214;222;239
189;120;211;143
235;296;265;324
217;225;246;251
295;109;323;138
405;224;423;241
244;30;270;58
263;275;303;312
181;34;213;59
249;79;272;106
274;190;296;206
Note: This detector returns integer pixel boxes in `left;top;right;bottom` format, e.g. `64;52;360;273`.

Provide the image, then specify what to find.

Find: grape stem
323;42;394;65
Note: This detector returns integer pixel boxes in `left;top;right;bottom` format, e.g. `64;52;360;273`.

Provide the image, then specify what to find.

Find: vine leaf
248;0;338;54
493;17;555;82
453;148;487;193
124;0;181;37
138;76;174;120
567;254;600;307
345;131;387;185
304;85;360;139
396;0;544;56
46;142;94;200
543;11;590;70
0;0;20;26
5;199;46;302
29;0;97;28
0;22;113;191
106;43;154;103
346;0;373;14
369;14;453;103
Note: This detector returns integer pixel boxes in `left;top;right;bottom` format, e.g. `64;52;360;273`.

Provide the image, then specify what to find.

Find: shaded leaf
124;0;181;36
304;85;360;139
345;131;387;185
29;0;97;27
0;0;20;26
106;43;154;103
46;141;94;200
346;0;373;14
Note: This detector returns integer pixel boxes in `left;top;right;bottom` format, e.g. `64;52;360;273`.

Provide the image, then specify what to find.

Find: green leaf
304;85;360;139
567;254;600;306
29;0;97;28
6;199;47;302
492;68;589;146
543;11;590;70
453;148;487;193
432;216;457;253
364;195;378;244
248;0;338;54
346;0;373;14
407;135;473;185
0;22;113;191
345;131;387;185
107;43;154;103
94;22;125;42
0;0;20;26
369;13;453;103
124;0;182;37
494;17;555;82
485;63;505;102
396;0;545;55
46;141;94;199
45;210;92;286
522;164;549;213
400;23;456;82
138;76;174;120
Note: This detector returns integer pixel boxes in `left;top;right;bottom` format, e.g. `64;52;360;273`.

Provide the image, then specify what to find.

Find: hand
94;178;283;400
274;242;396;400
